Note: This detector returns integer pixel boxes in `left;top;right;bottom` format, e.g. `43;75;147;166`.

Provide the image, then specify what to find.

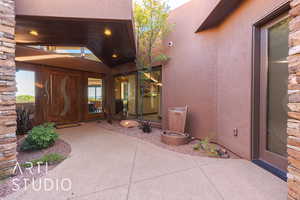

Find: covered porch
14;11;162;127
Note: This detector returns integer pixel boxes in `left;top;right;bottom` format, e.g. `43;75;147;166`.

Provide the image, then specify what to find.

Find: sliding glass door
113;67;163;122
138;68;162;122
114;73;137;119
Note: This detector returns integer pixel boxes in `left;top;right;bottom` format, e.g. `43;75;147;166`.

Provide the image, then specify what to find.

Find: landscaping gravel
97;121;239;159
0;139;71;198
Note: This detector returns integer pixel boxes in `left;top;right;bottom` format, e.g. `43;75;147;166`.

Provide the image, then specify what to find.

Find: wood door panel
46;70;81;124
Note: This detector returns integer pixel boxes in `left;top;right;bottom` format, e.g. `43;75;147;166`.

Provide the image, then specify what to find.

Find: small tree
134;0;173;120
134;0;172;69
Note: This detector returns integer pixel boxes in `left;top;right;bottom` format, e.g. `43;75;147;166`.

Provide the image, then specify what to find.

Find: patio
5;122;287;200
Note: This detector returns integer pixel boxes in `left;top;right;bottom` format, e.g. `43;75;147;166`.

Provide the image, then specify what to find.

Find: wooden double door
36;69;82;124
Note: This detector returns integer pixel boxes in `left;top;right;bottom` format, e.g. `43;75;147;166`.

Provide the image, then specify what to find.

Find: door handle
45;79;50;104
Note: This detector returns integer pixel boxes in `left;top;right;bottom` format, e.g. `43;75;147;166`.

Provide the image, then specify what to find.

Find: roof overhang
196;0;244;32
15;0;133;21
15;0;136;67
16;16;136;67
16;45;111;73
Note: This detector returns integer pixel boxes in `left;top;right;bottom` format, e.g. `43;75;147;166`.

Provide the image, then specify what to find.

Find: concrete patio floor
6;122;287;200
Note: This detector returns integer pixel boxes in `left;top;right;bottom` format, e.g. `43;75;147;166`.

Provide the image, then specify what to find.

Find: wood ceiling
16;16;136;67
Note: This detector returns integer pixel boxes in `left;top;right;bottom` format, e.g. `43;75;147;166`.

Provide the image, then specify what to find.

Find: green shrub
16;108;33;135
21;153;66;168
21;123;58;151
193;137;219;157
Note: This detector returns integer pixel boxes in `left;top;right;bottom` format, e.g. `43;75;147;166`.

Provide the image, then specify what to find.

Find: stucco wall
15;0;132;20
216;0;288;159
165;0;288;159
164;0;219;141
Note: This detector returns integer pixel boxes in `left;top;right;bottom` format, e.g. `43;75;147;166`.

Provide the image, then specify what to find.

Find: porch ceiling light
29;30;39;36
104;28;112;36
15;54;73;62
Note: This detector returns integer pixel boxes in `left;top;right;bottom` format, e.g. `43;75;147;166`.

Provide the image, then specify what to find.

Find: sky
169;0;190;9
16;70;35;96
135;0;191;9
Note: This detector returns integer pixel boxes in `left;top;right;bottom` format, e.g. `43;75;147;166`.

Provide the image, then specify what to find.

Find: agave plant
139;121;152;133
16;108;33;135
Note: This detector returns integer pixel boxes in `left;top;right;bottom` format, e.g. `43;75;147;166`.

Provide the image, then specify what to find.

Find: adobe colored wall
164;0;288;159
288;1;300;199
15;0;132;20
164;0;219;142
215;0;288;159
0;0;17;178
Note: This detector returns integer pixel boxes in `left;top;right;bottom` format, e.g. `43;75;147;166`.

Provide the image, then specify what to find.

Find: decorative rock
120;120;139;128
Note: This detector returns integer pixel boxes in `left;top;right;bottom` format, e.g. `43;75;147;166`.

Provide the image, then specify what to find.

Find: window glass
16;70;35;104
266;18;289;157
139;69;162;122
26;45;101;62
88;78;103;114
16;70;35;123
114;74;137;119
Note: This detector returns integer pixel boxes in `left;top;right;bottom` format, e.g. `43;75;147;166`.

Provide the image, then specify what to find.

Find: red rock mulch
97;121;240;159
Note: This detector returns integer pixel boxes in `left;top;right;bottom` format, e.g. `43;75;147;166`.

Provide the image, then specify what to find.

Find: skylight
26;45;102;62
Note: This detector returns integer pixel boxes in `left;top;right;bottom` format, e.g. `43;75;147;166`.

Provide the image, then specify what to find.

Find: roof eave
196;0;244;33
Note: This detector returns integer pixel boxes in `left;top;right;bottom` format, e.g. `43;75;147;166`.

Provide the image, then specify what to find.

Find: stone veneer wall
288;0;300;199
0;0;17;178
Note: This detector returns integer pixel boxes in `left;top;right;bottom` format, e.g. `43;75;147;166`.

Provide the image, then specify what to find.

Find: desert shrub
21;153;65;168
21;123;58;151
193;137;219;157
16;108;33;135
139;121;152;133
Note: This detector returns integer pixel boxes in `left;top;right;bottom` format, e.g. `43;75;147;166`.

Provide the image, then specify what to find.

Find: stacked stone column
288;1;300;199
0;0;17;179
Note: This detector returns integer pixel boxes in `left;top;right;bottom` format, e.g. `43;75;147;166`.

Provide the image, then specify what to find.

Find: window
26;45;101;62
114;74;137;118
88;78;103;114
16;70;36;122
265;17;289;157
253;12;290;171
16;70;35;104
139;68;162;122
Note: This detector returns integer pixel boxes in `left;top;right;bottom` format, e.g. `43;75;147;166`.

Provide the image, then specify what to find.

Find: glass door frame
113;66;163;122
84;72;105;121
259;13;289;172
138;66;162;122
113;71;139;119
